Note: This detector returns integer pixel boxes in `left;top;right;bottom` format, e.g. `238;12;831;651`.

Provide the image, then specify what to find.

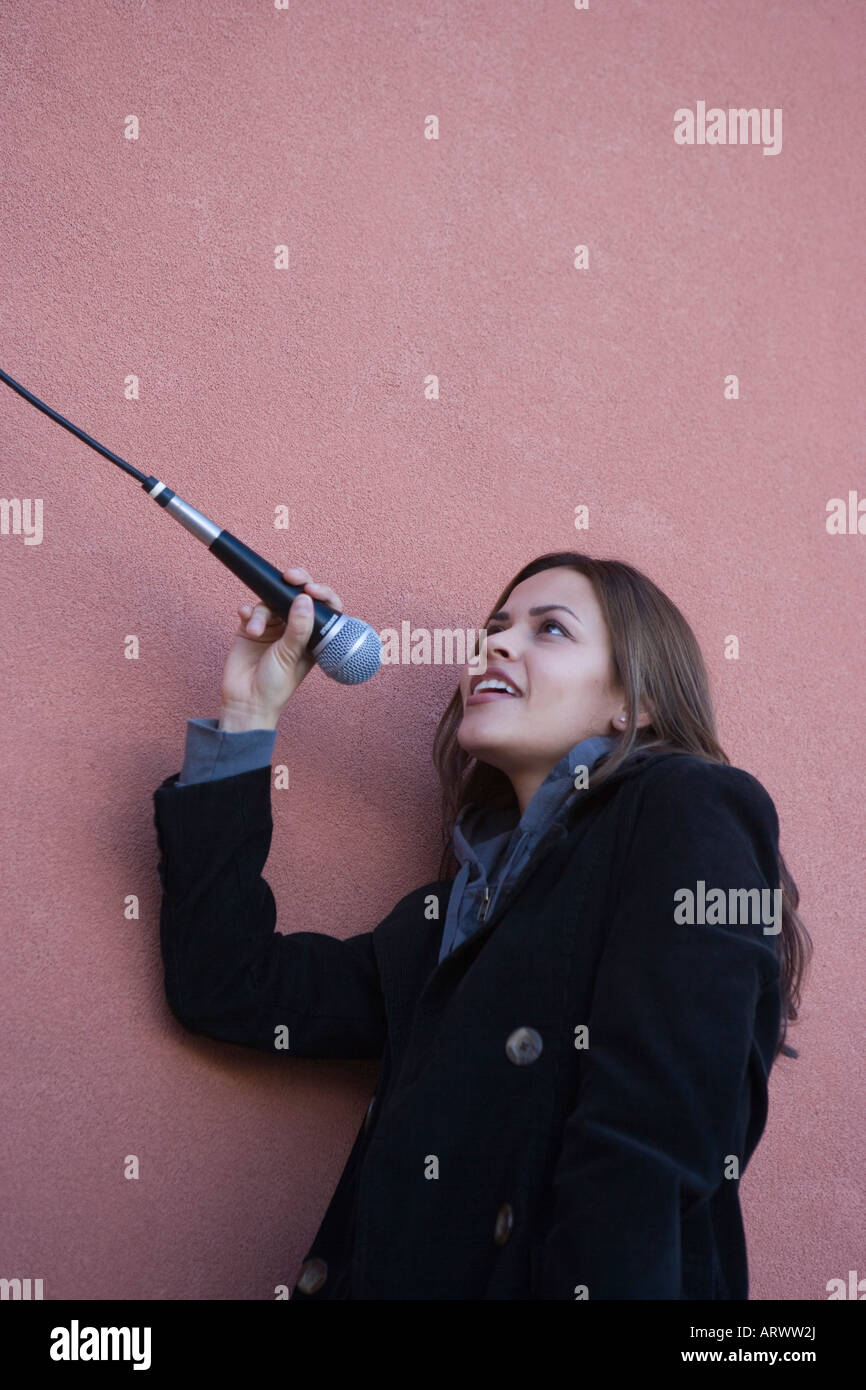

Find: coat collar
451;732;620;869
437;741;680;967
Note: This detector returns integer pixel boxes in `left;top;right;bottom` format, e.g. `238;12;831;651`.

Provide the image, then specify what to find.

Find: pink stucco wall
1;1;863;1301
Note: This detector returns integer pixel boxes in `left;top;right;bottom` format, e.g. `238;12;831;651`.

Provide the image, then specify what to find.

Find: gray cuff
177;717;277;786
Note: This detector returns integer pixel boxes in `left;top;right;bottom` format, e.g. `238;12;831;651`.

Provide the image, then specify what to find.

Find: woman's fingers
282;566;343;612
242;602;282;637
237;570;343;637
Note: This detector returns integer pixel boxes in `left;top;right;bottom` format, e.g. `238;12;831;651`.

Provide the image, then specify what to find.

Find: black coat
152;746;783;1300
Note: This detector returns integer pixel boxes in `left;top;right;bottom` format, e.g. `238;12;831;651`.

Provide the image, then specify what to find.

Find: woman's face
457;567;631;806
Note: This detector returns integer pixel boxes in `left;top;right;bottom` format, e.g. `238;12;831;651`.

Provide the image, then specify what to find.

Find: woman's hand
218;567;344;731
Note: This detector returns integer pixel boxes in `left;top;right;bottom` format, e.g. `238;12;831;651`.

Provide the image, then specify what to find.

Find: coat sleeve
153;764;388;1059
536;756;783;1299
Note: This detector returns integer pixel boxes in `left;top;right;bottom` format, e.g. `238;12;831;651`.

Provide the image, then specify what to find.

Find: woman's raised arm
153;764;388;1059
153;566;388;1060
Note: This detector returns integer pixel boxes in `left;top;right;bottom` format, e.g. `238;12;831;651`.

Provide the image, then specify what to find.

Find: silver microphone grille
314;615;382;685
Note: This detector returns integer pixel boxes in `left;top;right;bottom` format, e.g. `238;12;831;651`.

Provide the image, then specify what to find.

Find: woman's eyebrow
487;604;583;627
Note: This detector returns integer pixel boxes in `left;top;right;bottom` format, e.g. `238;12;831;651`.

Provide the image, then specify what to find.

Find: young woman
153;549;810;1300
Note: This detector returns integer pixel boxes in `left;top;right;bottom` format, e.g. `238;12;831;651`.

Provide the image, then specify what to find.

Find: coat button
295;1257;328;1295
493;1203;514;1245
505;1026;543;1065
364;1096;376;1133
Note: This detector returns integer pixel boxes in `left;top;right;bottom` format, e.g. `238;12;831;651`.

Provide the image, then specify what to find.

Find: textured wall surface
0;0;863;1302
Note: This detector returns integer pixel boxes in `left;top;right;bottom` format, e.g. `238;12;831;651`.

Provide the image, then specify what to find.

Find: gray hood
438;733;620;962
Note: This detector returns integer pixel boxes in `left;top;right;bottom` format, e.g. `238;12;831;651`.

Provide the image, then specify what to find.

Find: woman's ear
611;703;654;731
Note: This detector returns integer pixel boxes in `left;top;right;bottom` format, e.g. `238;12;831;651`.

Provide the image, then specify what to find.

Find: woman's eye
485;620;567;637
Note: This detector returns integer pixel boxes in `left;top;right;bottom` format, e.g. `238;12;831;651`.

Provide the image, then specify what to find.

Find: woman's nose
488;633;517;660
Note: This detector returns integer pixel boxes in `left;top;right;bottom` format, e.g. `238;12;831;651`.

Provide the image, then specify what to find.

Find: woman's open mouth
466;681;522;706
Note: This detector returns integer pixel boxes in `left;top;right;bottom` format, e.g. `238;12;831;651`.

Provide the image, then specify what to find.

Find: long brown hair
432;551;811;1061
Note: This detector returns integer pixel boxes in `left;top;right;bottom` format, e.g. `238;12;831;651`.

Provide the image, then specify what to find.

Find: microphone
0;367;382;684
140;476;381;685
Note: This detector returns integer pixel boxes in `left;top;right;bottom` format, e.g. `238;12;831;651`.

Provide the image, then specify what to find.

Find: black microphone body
213;529;338;634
